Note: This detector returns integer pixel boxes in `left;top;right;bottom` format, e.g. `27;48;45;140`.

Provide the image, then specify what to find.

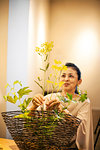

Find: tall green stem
43;55;46;96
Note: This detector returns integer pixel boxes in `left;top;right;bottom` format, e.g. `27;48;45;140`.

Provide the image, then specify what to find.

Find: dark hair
65;62;81;94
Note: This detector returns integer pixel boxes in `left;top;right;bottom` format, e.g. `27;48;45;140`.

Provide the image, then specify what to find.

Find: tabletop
0;138;19;150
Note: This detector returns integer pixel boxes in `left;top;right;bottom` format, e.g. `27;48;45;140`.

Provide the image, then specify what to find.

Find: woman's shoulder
78;97;91;108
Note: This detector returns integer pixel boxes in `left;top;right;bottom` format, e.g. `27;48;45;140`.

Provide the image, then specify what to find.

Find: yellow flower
51;65;65;71
51;65;58;70
36;41;54;55
57;66;63;71
40;48;46;55
55;82;58;86
62;65;67;71
47;80;54;84
54;59;61;64
52;60;67;72
35;47;40;52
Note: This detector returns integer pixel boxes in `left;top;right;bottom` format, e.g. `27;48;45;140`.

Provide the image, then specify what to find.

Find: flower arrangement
2;41;87;149
3;41;87;113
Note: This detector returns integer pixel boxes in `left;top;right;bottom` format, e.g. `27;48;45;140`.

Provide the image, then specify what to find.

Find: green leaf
18;104;24;111
17;87;32;98
45;63;49;71
44;54;48;61
26;98;33;107
3;96;7;101
79;92;87;102
14;95;18;103
38;53;41;55
18;98;32;111
13;80;22;86
34;80;44;92
37;76;41;81
5;83;10;88
40;68;46;72
18;100;26;111
66;93;72;100
6;96;16;104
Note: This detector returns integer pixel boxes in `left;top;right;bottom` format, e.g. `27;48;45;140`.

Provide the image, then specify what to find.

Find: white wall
28;0;50;96
7;0;30;138
7;0;30;111
49;0;100;109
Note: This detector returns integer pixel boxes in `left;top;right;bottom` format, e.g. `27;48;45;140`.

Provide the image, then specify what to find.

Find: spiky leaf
17;87;32;98
13;80;22;86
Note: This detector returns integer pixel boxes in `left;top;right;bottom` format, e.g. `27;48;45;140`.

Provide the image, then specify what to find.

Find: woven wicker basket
1;110;81;150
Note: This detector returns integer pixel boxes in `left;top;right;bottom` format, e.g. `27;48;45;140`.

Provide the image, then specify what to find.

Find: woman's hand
27;94;44;110
32;94;44;108
46;99;62;111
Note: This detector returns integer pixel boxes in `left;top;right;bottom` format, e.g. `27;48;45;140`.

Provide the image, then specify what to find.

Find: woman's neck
61;90;76;98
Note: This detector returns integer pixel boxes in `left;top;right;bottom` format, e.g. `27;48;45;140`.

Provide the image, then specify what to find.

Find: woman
28;63;94;150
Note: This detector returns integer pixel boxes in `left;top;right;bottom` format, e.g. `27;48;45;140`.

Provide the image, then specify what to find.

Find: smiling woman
60;63;82;96
28;62;94;150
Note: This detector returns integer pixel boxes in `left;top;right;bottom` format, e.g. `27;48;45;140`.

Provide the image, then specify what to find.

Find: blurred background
0;0;100;149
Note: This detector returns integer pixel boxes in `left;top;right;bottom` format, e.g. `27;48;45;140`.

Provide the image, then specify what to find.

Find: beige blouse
38;93;94;150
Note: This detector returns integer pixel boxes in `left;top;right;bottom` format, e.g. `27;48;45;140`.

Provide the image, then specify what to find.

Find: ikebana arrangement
2;41;87;150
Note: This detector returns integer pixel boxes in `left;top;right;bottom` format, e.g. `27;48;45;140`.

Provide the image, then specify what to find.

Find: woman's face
60;67;81;93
